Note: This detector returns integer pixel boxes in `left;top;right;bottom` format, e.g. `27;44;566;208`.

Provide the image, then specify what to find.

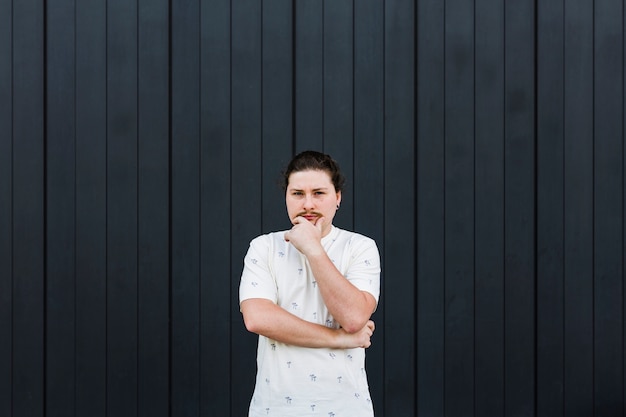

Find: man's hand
284;216;325;256
335;320;376;349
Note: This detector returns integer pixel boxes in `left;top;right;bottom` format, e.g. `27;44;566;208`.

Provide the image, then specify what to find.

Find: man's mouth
300;213;320;221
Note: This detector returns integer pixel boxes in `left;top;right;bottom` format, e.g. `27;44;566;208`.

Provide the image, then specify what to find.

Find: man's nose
303;194;314;209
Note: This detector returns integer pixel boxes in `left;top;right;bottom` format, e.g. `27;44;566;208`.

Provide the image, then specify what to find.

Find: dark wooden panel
294;0;323;151
231;1;263;415
474;0;505;415
354;0;384;240
261;0;293;233
443;2;475;415
106;1;139;415
593;1;624;415
503;1;536;415
171;0;201;415
416;0;445;415
562;1;594;415
536;1;565;416
12;0;45;415
200;1;232;416
8;3;626;417
0;0;12;413
45;0;76;415
137;1;169;415
353;1;384;414
75;0;107;415
384;1;415;416
323;0;354;230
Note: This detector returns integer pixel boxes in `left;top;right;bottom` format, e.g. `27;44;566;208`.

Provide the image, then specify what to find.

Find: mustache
295;211;323;217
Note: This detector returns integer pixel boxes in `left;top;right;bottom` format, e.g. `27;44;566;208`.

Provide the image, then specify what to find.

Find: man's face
285;169;341;237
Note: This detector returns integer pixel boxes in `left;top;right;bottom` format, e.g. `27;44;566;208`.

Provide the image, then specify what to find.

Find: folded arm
241;298;374;349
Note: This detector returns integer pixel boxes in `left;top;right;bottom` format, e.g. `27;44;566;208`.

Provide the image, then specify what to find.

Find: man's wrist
303;244;326;258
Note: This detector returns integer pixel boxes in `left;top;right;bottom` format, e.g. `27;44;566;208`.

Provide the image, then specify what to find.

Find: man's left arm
285;216;380;333
306;251;377;333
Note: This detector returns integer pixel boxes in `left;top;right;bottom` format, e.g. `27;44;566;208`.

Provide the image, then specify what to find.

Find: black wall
1;1;625;416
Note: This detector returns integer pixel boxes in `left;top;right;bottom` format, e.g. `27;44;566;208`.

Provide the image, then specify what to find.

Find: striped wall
0;1;624;416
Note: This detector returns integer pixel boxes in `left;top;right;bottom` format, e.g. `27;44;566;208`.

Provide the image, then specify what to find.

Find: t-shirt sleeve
239;235;278;305
345;236;381;305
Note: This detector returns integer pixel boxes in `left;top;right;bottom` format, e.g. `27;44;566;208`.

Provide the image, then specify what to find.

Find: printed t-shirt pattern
239;226;381;417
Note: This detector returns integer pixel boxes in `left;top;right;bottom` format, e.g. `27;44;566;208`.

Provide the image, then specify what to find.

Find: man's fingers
362;337;372;348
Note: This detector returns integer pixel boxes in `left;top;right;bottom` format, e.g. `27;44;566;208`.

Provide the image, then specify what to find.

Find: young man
239;151;381;417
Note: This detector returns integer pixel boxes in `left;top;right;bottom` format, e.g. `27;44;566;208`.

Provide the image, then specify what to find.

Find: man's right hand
335;320;375;349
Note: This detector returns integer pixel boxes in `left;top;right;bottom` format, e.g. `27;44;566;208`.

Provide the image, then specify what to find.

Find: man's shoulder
332;227;376;245
250;229;289;241
248;230;290;249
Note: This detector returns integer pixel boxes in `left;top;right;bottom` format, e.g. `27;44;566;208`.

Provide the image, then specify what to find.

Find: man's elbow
341;294;376;333
342;324;363;334
340;316;370;334
242;313;254;332
241;299;272;334
242;310;265;334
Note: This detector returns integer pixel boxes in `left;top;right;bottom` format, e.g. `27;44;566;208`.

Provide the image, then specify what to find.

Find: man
239;150;381;417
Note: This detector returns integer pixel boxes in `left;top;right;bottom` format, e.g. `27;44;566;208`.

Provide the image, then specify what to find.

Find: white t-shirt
239;225;381;417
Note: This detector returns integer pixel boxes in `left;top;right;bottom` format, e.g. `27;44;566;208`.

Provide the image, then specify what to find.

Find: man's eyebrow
288;187;329;192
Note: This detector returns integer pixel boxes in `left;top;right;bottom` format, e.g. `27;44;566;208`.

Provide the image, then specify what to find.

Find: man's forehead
288;183;331;190
287;170;333;189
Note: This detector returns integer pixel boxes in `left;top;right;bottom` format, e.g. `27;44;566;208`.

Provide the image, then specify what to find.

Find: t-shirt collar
321;224;338;244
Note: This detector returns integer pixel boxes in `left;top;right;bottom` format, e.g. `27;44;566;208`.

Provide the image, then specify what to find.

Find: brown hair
282;151;346;192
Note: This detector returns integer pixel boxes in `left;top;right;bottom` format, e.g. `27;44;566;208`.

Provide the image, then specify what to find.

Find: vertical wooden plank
323;0;354;230
200;0;231;415
354;0;384;240
443;1;475;415
106;0;138;415
137;0;169;415
231;1;263;415
171;0;200;414
536;1;565;416
12;0;45;415
75;0;107;415
230;0;263;411
294;0;323;151
563;1;594;415
261;0;293;233
593;1;624;415
474;0;505;415
384;1;415;416
354;0;384;414
622;7;626;413
622;7;626;414
504;1;536;415
416;0;445;415
0;0;12;414
45;0;76;414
